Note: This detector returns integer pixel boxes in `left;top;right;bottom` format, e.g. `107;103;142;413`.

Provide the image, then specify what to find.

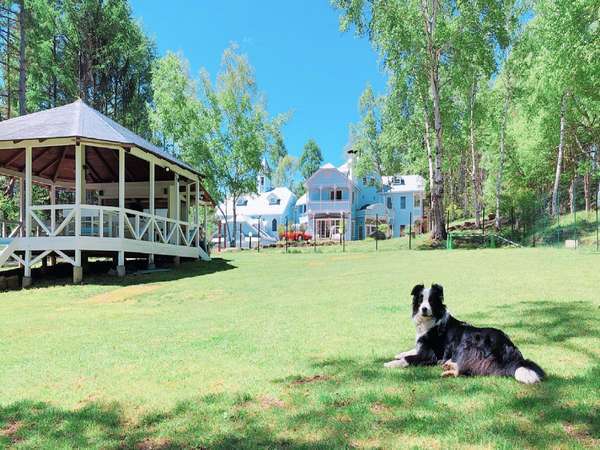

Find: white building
216;159;296;247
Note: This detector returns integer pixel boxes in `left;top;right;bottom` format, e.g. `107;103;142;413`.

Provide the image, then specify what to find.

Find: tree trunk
568;177;575;214
583;170;590;213
421;100;434;196
495;94;510;230
422;0;446;241
6;10;11;119
469;78;481;228
551;93;567;216
18;0;26;115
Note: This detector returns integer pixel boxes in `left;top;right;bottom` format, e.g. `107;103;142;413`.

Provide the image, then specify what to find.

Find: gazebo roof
0;99;199;176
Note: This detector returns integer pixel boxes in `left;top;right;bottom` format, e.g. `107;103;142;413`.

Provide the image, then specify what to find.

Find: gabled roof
219;187;296;217
381;175;426;193
305;162;359;190
0;99;199;176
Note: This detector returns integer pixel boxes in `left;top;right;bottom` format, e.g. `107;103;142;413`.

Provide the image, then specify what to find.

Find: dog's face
411;283;446;322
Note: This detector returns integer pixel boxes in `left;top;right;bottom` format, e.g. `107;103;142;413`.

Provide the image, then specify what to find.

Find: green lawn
0;247;599;449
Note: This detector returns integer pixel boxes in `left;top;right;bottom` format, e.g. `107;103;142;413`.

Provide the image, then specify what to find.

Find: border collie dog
384;283;545;384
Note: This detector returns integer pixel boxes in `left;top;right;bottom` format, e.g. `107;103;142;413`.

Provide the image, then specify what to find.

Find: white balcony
306;200;351;214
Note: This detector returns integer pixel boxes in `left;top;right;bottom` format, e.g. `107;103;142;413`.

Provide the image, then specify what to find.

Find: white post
148;160;155;269
195;180;200;251
174;173;180;265
75;144;82;238
186;180;191;244
19;177;24;236
175;174;180;246
73;143;83;283
203;204;208;255
50;184;56;234
22;146;32;288
117;147;126;276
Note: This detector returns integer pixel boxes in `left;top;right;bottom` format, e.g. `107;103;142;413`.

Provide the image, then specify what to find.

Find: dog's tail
514;359;545;384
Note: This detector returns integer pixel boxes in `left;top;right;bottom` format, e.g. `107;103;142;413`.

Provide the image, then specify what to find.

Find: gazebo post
195;179;200;254
186;180;191;245
148;160;155;269
22;145;32;288
19;177;24;237
173;173;180;266
50;184;56;266
203;204;208;255
73;143;83;283
117;147;126;277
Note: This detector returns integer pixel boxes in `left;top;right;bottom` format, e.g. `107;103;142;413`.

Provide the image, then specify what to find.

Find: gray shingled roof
0;99;199;176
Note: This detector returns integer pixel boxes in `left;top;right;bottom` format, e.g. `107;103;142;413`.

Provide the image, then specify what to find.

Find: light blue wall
352;175;380;214
386;192;422;236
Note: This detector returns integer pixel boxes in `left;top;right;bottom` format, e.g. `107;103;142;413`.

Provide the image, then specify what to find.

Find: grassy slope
0;248;598;449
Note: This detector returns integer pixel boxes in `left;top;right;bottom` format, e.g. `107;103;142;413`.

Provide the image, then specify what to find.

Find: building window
236;198;248;206
400;196;406;209
387;197;392;209
414;196;420;208
269;196;280;205
272;219;277;232
260;176;264;186
330;189;343;201
362;177;367;185
400;224;406;236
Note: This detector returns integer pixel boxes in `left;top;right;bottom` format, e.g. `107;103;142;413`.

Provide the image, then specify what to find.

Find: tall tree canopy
149;46;287;246
299;138;323;181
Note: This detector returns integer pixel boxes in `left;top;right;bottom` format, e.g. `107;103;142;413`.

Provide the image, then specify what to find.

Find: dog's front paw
384;358;409;369
441;360;459;377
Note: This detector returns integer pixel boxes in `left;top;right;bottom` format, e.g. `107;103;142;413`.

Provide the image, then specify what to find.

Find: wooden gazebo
0;100;213;287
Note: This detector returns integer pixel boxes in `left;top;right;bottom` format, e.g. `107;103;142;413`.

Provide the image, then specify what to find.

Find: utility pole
375;214;379;251
257;216;261;252
409;212;412;250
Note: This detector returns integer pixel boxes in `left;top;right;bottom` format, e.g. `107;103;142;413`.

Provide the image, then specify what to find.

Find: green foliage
299;138;323;180
272;154;299;192
21;0;156;134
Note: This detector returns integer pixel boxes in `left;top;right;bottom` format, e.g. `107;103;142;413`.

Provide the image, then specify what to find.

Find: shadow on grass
1;301;598;448
17;256;237;289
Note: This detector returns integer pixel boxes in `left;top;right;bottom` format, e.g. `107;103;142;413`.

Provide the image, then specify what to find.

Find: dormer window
236;198;248;206
268;195;280;205
392;176;404;185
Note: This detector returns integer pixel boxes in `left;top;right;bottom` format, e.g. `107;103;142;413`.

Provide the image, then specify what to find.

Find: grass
0;247;599;449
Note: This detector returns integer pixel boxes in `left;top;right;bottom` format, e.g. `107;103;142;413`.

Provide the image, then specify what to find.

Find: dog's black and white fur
384;283;545;384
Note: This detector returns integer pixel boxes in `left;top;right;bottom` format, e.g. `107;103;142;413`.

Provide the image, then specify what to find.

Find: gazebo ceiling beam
111;148;136;181
86;161;102;183
0;166;71;188
92;146;118;180
35;155;61;176
52;147;68;182
2;149;23;167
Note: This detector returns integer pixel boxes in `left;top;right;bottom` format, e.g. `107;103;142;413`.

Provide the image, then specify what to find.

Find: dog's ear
411;284;424;297
430;284;444;302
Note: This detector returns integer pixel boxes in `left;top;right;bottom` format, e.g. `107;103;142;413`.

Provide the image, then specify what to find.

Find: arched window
272;219;277;232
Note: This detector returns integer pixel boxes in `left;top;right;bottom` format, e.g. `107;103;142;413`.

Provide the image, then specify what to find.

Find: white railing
307;200;351;213
28;204;202;248
0;220;22;239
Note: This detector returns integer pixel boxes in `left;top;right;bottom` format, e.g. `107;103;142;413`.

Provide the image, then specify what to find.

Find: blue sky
130;0;387;166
